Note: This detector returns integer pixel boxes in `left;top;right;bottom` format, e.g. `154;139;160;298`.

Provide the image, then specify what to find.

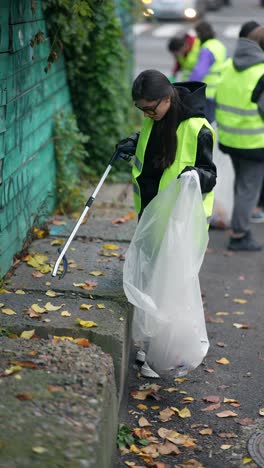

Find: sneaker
228;231;262;251
250;210;264;223
135;350;146;364
140;362;160;378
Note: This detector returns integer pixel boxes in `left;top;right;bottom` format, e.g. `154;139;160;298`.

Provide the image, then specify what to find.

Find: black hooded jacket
218;38;264;160
137;81;217;214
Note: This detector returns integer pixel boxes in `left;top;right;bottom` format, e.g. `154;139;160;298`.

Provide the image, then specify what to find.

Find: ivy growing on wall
43;0;134;178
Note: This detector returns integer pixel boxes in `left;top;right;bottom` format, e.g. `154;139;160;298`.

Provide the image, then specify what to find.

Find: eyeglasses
135;98;162;116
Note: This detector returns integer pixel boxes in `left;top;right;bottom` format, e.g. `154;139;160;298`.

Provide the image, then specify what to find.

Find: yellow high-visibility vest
132;117;215;220
216;60;264;149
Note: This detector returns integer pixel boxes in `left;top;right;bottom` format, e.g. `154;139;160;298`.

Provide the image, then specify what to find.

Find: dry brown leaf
159;407;175;422
223;398;240;404
32;271;44;278
216;342;227;347
203;395;220;404
111;212;136;224
236;417;254;426
16;393;33;401
216;410;237;418
221;444;232;450
243;289;255;295
157;440;180;455
178;458;204;467
138;416;152;427
199;428;213;435
201;403;221;412
76;319;97;328
218;432;238;438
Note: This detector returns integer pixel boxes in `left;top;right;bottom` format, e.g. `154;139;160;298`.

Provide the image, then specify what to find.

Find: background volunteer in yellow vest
115;69;216;378
215;24;264;251
167;33;200;83
189;21;227;123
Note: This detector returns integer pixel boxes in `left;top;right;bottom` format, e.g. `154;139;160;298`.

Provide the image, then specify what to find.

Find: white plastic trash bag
123;171;209;377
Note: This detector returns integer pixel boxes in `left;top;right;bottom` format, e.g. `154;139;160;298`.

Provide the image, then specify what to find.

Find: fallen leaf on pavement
74;338;91;347
50;239;65;246
204;368;215;374
243;289;255;295
216;357;230;365
233;323;249;329
201;403;221;412
178;458;204;467
15;289;25;294
16;393;33;401
76;319;97;328
137;404;148;411
259;408;264;416
216;342;227;347
203;395;220;403
44;302;64;311
164;387;178;393
220;444;232;450
80;304;93;310
131;387;161;401
20;330;35;339
26;308;41;319
112;212;136;224
96;304;105;309
103;243;120;250
218;432;238;438
173;407;192;418
138;416;152;427
32;271;44;278
31;304;46;313
175;377;188;383
243;458;252;465
32;446;48;454
199;428;213;435
158;428;196;448
0;365;22;376
216;410;237;418
12;360;38;369
2;308;16;315
223;398;240;404
215;312;229;316
157;440;180;455
0;288;11;294
159;407;175;422
61;311;71;317
45;290;57;297
89;270;105;276
233;298;247;304
236;417;254;426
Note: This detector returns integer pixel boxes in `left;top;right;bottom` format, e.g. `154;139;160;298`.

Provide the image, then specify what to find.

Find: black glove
115;132;139;161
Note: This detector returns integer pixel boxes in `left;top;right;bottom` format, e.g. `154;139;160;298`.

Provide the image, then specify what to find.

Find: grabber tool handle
51;149;119;278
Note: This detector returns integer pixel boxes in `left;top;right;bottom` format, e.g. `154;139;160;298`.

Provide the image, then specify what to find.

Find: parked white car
141;0;207;21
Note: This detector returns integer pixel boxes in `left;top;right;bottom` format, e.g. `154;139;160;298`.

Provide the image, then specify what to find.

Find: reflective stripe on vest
215;60;264;149
201;38;226;99
178;38;200;81
132;117;215;219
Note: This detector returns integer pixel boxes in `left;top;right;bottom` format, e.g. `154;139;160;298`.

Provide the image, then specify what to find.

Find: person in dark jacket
215;23;264;250
116;69;217;377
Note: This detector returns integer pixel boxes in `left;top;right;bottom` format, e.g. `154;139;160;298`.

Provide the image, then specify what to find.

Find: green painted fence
0;1;71;277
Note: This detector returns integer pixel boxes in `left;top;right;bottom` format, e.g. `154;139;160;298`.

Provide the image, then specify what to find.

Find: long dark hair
132;69;184;169
195;21;215;44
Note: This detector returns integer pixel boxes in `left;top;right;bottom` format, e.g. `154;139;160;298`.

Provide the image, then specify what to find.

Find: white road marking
133;23;152;36
152;23;184;38
224;25;240;38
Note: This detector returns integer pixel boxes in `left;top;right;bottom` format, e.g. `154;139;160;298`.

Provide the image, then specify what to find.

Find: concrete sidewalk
0;183;136;468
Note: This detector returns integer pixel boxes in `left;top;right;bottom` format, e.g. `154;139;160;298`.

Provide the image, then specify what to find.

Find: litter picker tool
52;149;119;278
